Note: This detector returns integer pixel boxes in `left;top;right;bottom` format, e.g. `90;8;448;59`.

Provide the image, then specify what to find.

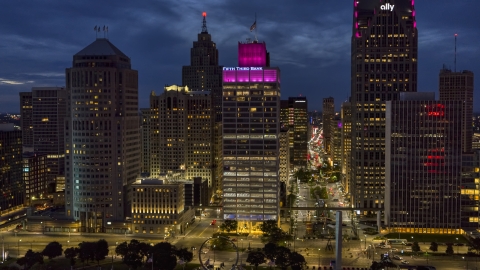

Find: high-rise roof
74;38;129;58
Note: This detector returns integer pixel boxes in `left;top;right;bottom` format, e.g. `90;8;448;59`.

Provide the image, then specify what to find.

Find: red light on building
426;104;445;117
202;12;207;17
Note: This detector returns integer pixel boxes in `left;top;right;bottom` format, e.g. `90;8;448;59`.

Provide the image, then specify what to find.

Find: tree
289;252;306;270
429;242;438;252
17;250;43;270
176;247;193;263
77;241;96;266
64;247;79;268
246;250;266;270
446;243;454;256
469;238;480;255
412;241;421;252
274;246;291;270
260;220;278;236
115;241;129;259
138;242;151;263
263;243;278;262
150;242;177;270
42;241;63;260
94;239;109;265
220;219;238;233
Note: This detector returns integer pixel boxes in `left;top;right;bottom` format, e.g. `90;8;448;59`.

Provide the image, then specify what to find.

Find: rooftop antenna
201;12;208;33
454;33;458;72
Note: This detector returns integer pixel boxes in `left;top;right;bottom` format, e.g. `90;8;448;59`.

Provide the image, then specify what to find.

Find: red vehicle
210;219;216;226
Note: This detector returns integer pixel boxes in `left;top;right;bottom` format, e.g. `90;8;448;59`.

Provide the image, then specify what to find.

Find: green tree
150;242;177;270
429;242;438;252
64;247;79;268
94;239;110;265
469;238;480;255
17;250;43;270
246;250;266;270
412;241;421;252
220;219;238;233
263;243;278;262
119;240;143;270
446;244;454;256
289;251;307;270
115;241;129;259
78;241;96;265
260;220;278;236
42;241;63;260
138;242;151;263
274;246;291;270
176;247;193;263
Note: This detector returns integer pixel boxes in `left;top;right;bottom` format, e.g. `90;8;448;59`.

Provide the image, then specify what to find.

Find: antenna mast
201;12;208;33
454;33;458;72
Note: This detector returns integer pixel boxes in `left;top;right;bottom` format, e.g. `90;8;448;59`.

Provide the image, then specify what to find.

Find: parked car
390;248;399;252
401;260;409;264
393;255;402;260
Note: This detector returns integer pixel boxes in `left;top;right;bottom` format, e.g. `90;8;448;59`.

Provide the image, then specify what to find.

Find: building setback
64;38;140;232
350;0;418;211
385;93;463;233
0;123;24;215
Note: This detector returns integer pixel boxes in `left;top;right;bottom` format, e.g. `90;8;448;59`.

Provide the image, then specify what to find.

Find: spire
201;12;208;33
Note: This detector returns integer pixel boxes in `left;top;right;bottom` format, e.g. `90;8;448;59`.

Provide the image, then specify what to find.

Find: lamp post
364;235;367;250
241;239;243;251
41;221;44;234
17;239;21;258
318;248;321;266
213;245;216;263
456;238;459;256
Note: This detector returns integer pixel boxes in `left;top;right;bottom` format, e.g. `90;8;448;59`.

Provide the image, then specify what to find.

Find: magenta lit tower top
238;41;270;67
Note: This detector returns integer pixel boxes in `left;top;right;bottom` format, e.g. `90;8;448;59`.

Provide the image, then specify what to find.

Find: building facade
19;92;33;149
222;43;281;223
131;178;194;236
64;38;140;231
322;97;334;155
439;68;474;153
385;93;463;233
145;86;212;186
0;123;24;215
330;114;342;167
341;102;352;195
23;152;48;205
350;0;418;211
280;97;308;168
279;127;290;184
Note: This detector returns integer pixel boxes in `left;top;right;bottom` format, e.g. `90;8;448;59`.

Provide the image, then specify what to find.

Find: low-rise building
131;178;194;237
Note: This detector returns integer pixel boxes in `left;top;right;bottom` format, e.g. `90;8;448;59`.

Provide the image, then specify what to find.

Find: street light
364;235;367;250
213;245;216;263
318;248;321;266
456;238;459;255
17;239;21;258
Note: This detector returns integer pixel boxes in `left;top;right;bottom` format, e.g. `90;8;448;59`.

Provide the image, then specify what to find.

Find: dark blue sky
0;0;478;113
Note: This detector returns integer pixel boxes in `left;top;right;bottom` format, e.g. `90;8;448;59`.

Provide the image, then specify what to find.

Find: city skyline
0;1;479;113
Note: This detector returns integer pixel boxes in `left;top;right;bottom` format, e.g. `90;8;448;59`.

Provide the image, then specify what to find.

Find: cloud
0;78;34;85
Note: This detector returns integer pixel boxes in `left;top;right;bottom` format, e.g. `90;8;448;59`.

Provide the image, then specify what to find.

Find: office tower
26;87;67;191
131;177;194;236
182;12;223;123
279;127;290;184
222;41;280;224
65;38;140;231
460;151;480;229
330;113;342;167
140;108;152;174
439;69;474;153
340;102;352;195
19;92;33;149
385;92;462;232
322;97;334;155
350;0;418;210
280;97;308;169
212;122;223;196
23;152;48;205
0;123;24;214
146;86;212;185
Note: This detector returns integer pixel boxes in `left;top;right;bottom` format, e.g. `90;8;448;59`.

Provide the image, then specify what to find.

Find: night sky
0;1;478;113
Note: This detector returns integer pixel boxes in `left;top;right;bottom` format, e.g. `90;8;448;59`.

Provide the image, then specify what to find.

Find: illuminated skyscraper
19;92;33;148
182;12;223;122
322;97;334;155
350;0;418;210
439;68;474;153
385;93;463;232
340;102;352;195
65;38;140;232
280;97;308;168
222;41;280;223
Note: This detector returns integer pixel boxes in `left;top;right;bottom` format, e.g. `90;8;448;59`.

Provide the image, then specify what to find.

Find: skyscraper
280;97;308;168
439;68;474;153
145;86;212;186
222;41;281;224
340;102;352;195
65;38;140;232
322;97;334;155
0;123;24;215
182;12;223;122
350;0;418;210
19;92;33;149
385;93;463;233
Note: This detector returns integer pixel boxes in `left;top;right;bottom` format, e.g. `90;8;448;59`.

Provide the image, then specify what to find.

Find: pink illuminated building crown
238;41;270;67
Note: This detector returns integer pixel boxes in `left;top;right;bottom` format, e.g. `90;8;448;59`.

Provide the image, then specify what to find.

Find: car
404;242;413;246
390;248;399;252
405;247;412;251
401;260;409;264
393;255;402;260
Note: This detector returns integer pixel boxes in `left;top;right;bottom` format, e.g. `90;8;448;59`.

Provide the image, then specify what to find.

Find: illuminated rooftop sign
380;3;395;11
223;67;279;83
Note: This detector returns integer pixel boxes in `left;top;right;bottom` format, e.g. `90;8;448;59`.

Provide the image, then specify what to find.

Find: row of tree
16;239;193;270
246;243;306;270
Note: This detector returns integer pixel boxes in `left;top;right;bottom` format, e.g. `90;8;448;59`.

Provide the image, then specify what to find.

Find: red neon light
427;156;444;159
